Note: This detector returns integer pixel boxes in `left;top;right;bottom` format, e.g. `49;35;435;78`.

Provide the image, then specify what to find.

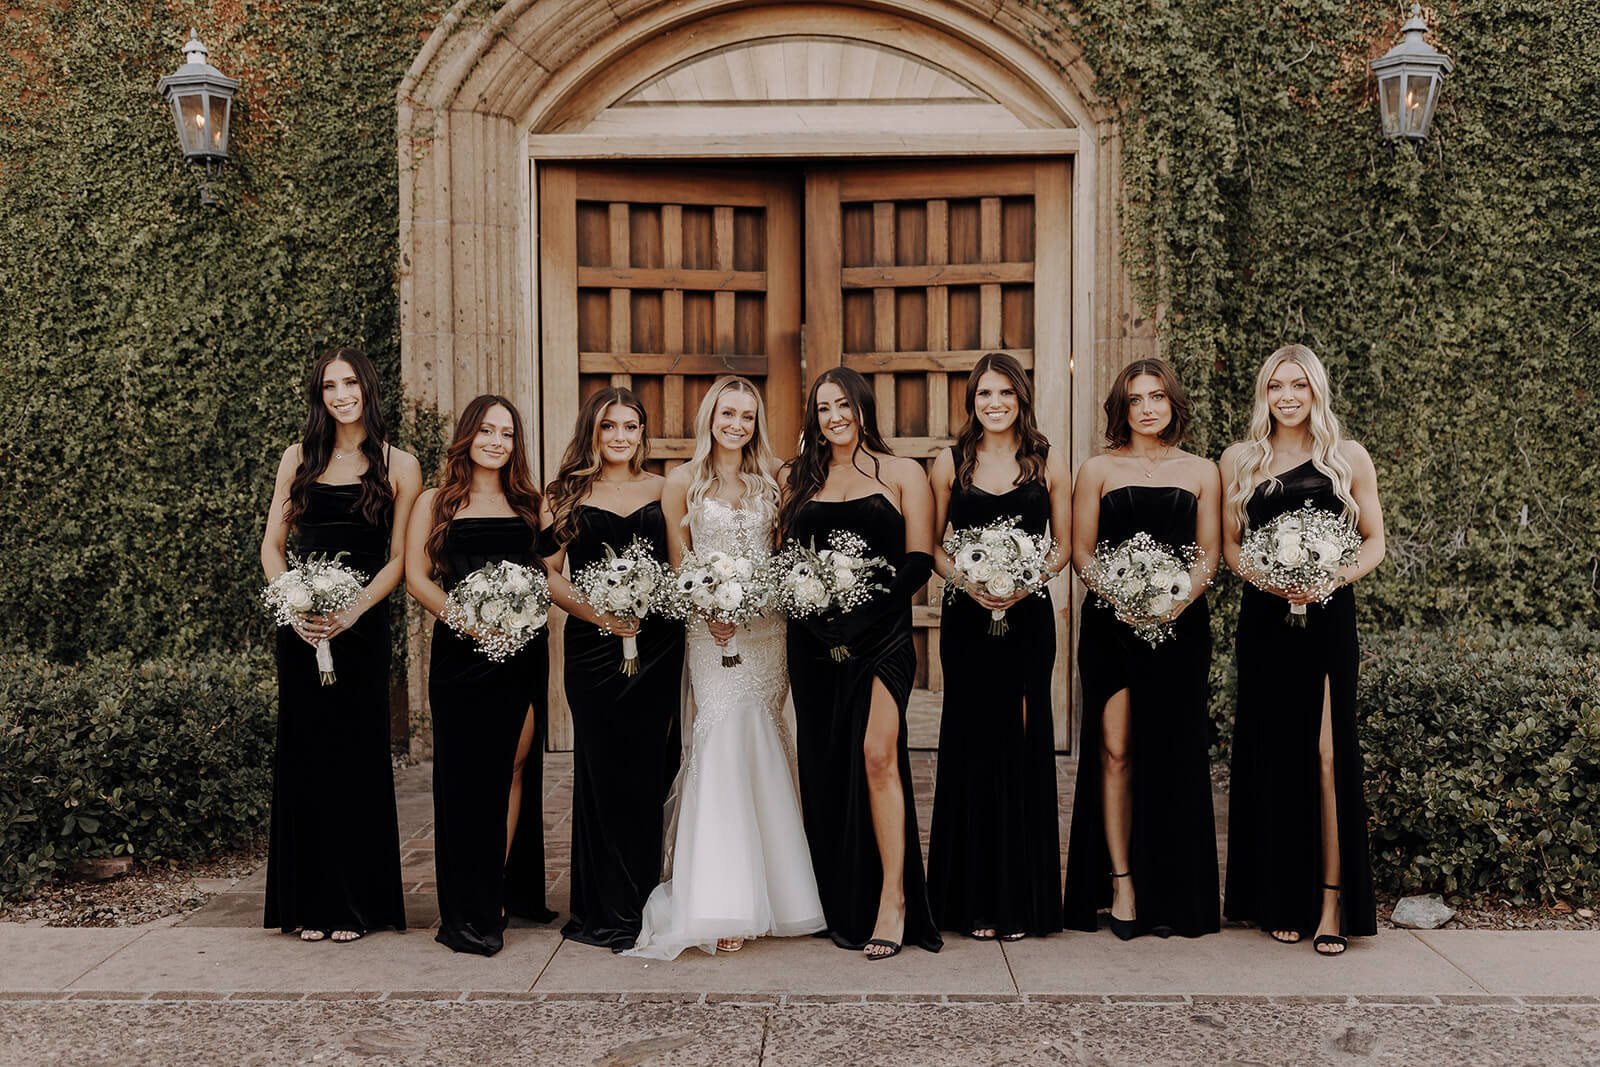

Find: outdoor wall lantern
1370;5;1453;148
157;29;238;204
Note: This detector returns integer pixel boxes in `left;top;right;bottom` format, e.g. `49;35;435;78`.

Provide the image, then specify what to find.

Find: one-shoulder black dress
558;503;685;950
786;494;942;953
1063;486;1219;937
430;517;554;957
927;481;1062;938
1224;461;1374;938
265;483;406;936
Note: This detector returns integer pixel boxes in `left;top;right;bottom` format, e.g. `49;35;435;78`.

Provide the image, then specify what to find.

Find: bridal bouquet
441;561;550;662
943;517;1055;636
1239;501;1362;626
773;531;894;661
660;550;773;667
571;536;669;675
1082;532;1200;648
263;553;368;685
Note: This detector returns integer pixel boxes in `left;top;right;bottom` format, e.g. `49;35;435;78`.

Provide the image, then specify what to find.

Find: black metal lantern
1370;5;1453;147
157;29;239;202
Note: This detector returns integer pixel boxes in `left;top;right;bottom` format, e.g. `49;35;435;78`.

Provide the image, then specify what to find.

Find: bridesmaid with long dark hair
260;347;420;943
1221;344;1386;955
405;395;554;956
1063;359;1221;939
781;367;940;959
926;353;1069;942
542;387;685;951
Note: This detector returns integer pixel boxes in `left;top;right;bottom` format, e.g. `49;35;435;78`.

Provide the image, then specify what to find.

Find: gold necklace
1133;445;1171;479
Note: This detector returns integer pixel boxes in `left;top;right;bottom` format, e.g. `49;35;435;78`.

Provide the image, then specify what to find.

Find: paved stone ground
6;755;1600;1063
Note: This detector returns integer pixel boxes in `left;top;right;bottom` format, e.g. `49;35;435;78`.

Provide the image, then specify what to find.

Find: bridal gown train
625;498;826;960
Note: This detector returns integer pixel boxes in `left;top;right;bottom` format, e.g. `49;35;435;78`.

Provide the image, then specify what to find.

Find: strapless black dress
927;481;1062;937
264;483;405;936
786;494;942;953
1062;486;1219;937
1224;460;1374;938
429;517;553;956
557;502;685;950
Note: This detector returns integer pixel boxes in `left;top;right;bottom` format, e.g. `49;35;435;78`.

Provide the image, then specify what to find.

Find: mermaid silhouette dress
1224;460;1374;939
927;480;1062;937
265;482;406;936
1063;486;1220;937
786;494;942;953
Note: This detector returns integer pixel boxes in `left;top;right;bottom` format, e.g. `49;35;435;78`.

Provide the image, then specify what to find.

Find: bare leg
1101;688;1136;922
1314;677;1345;953
863;678;907;958
505;704;538;863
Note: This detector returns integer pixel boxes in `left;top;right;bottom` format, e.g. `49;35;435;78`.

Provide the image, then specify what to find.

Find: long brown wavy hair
545;387;650;548
423;395;543;579
952;352;1051;490
778;367;892;539
284;347;392;529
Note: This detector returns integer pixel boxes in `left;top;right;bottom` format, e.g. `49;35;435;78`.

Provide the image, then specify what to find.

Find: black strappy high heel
1108;871;1140;941
1313;883;1348;956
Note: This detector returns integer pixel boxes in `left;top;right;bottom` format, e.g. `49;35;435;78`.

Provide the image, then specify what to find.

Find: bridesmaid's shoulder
385;445;422;482
881;453;928;485
928;447;956;483
276;442;303;473
1338;439;1376;473
1171;447;1218;474
414;486;440;513
663;463;694;490
1217;441;1251;474
1074;451;1115;486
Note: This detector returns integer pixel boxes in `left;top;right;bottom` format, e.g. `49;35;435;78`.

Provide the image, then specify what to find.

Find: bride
624;375;826;959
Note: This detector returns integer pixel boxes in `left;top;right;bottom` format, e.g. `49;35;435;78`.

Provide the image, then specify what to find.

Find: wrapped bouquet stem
571;536;669;675
1240;501;1362;627
262;553;368;686
943;517;1055;636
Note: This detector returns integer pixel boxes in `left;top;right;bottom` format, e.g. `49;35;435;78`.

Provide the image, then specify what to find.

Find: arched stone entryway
398;0;1156;749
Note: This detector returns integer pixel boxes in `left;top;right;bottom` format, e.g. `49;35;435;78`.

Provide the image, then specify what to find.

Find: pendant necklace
1136;446;1170;479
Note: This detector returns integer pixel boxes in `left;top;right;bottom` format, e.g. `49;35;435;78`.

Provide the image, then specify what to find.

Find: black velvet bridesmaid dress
557;502;685;950
927;480;1062;938
1063;486;1219;937
265;482;406;937
1224;460;1375;939
429;517;554;956
786;494;942;953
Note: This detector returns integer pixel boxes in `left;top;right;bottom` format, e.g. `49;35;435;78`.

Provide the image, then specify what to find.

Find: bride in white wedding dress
625;376;825;960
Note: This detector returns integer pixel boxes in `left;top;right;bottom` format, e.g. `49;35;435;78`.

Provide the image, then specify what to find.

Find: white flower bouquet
659;550;773;667
1082;531;1201;648
263;553;368;685
570;536;669;675
773;531;894;661
1239;501;1362;626
943;517;1055;636
441;561;551;662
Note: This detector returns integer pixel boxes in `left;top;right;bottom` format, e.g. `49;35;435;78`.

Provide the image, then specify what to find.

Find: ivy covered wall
0;1;1595;665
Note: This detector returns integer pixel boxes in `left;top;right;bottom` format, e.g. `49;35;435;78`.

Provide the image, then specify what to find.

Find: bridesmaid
781;367;941;959
1063;359;1222;939
1221;344;1386;955
260;347;419;943
926;353;1070;942
542;387;685;951
405;395;555;956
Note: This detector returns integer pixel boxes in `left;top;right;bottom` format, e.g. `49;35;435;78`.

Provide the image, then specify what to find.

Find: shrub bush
0;651;276;904
1362;627;1600;905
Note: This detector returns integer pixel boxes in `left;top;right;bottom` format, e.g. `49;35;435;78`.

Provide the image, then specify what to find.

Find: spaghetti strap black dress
786;494;942;953
265;483;406;936
558;503;685;950
927;481;1062;937
429;517;554;957
1063;486;1219;937
1224;460;1374;938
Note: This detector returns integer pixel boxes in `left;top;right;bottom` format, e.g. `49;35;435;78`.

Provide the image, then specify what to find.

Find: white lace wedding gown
624;498;825;959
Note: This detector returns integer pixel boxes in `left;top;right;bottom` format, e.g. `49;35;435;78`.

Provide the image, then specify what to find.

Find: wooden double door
539;159;1073;748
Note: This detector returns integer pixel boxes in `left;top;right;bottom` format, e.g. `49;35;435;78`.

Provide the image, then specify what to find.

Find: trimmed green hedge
1364;627;1600;905
0;652;276;904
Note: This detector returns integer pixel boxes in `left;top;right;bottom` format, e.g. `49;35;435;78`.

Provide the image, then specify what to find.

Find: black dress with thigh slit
786;494;942;953
265;483;406;936
1224;460;1374;938
927;481;1062;937
1062;486;1219;937
430;517;554;957
558;503;685;950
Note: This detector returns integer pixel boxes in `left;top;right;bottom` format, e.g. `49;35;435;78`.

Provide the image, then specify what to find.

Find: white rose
979;529;1007;544
1010;533;1037;559
505;569;531;594
284;581;313;612
714;582;743;611
1274;541;1307;567
310;574;336;593
733;558;754;580
507;610;533;632
1147;592;1174;616
969;562;996;584
796;577;828;607
711;556;740;580
1116;576;1144;600
986;572;1017;597
480;599;508;624
1129;550;1158;573
691;587;717;610
833;567;857;590
469;572;490;591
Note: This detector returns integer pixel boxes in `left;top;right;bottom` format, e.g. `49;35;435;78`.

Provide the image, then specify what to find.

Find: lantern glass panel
207;94;231;154
177;92;206;155
1402;73;1434;137
1380;74;1402;137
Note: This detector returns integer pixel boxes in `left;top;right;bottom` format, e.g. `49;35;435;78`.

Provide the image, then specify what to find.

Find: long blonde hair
682;375;780;527
1226;344;1359;532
